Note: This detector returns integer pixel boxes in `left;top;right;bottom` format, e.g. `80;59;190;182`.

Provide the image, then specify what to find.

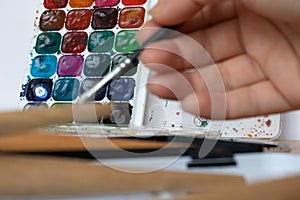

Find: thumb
241;0;300;23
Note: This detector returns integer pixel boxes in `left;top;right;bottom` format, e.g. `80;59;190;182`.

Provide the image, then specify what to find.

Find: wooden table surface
0;130;299;199
279;140;300;154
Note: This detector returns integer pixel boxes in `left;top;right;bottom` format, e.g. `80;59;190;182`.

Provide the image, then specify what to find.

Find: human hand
138;0;300;119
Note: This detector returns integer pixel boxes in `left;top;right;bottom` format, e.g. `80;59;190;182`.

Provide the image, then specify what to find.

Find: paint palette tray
19;0;282;140
19;0;154;126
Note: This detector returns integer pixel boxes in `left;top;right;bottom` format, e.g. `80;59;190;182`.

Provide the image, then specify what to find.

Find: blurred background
0;0;299;139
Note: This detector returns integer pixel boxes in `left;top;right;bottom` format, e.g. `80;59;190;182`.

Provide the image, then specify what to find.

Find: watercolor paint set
19;0;154;126
19;0;282;139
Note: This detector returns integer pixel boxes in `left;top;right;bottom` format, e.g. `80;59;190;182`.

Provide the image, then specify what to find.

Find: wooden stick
0;131;182;152
0;155;244;197
0;104;112;135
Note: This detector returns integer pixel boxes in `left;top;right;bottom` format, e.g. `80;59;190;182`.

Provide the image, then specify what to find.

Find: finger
149;0;203;26
147;54;266;100
242;0;300;23
140;39;205;73
238;4;300;107
150;0;228;26
179;0;238;33
136;20;161;45
182;81;292;119
147;66;197;100
217;54;266;91
138;0;237;43
140;19;245;73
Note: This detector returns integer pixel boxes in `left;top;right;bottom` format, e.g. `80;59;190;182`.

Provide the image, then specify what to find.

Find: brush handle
78;25;181;103
0;104;112;135
129;25;181;60
141;25;181;48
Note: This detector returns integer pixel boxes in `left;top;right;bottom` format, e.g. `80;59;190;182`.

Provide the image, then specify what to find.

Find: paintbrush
77;26;179;103
0;103;112;135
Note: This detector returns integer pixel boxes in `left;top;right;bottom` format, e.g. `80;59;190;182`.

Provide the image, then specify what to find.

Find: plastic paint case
142;94;282;139
20;0;153;127
19;0;282;139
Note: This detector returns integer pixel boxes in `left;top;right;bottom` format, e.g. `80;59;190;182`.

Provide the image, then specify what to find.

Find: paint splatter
165;101;169;108
266;119;272;127
193;116;209;128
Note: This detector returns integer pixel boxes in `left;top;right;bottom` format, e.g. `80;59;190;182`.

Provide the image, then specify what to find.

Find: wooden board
177;175;300;200
0;131;179;152
0;155;244;197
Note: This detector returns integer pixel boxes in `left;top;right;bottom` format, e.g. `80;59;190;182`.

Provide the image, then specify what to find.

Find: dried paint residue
266;119;272;127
